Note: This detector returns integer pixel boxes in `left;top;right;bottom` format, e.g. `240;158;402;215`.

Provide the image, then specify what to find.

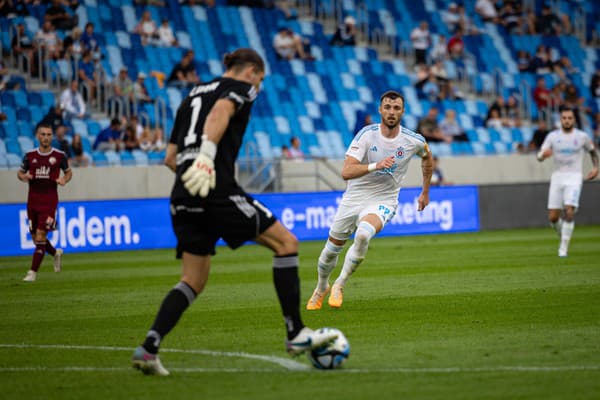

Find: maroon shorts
28;206;57;233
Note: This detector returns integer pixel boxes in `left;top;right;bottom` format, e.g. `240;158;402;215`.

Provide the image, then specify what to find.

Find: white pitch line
1;344;599;374
0;343;309;371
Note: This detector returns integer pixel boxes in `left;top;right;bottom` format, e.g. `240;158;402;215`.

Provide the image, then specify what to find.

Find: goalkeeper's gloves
182;136;217;197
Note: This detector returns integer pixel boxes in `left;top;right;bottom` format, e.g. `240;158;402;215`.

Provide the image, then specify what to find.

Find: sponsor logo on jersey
32;158;38;164
370;146;378;152
35;165;50;179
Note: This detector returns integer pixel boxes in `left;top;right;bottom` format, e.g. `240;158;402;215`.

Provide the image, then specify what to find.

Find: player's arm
57;168;72;186
164;143;177;172
17;156;32;182
182;98;236;197
418;145;433;211
341;155;395;180
586;148;599;181
536;135;553;161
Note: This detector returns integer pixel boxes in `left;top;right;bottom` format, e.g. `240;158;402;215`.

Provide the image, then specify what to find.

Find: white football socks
316;240;344;291
560;220;574;252
335;221;376;287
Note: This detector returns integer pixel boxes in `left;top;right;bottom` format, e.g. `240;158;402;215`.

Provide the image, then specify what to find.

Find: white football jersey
540;128;595;174
342;123;429;205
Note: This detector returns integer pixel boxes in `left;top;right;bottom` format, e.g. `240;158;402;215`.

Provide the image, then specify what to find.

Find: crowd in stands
1;0;600;171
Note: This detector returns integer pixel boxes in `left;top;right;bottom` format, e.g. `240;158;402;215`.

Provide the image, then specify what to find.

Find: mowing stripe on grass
1;344;599;374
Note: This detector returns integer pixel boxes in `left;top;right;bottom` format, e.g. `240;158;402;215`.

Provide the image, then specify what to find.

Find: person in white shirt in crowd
157;18;178;47
536;107;598;257
59;80;86;120
439;109;468;142
135;10;158;45
410;21;431;66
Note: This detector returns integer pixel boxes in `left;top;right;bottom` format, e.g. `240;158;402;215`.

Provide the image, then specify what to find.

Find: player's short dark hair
558;105;575;114
380;90;405;105
223;48;265;73
36;123;53;133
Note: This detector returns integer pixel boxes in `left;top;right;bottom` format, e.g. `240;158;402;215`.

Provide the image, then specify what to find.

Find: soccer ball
307;327;350;369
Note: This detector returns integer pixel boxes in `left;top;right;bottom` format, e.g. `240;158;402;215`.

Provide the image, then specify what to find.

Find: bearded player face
379;96;404;130
560;110;576;132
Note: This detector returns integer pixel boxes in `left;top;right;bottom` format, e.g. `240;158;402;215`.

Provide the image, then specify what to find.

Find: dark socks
31;242;46;272
142;281;197;354
45;240;56;256
273;254;304;340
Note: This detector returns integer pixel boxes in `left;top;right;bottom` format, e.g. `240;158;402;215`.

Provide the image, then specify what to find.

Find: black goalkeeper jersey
169;77;257;202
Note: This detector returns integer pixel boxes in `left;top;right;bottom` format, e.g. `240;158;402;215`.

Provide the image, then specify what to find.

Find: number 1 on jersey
184;96;202;147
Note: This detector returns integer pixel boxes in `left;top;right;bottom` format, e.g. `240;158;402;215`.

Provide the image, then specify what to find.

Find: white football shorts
547;172;582;210
328;201;397;241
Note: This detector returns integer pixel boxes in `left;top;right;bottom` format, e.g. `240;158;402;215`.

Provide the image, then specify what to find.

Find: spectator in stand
533;76;555;120
11;23;35;74
442;2;461;33
35;20;62;60
167;50;201;89
138;124;165;151
286;136;304;160
422;75;440;102
536;4;562;35
499;2;522;34
591;69;600;98
410;21;430;66
529;44;552;74
179;0;215;6
40;103;66;131
429;34;448;63
94;118;124;152
122;124;140;151
504;95;522;127
0;60;21;90
447;27;465;60
133;72;153;103
456;4;480;35
475;0;499;23
62;26;83;59
272;27;313;60
44;0;78;30
113;66;134;103
157;18;178;47
439;109;469;142
51;125;72;157
81;22;101;58
485;108;506;128
135;10;158;45
77;50;98;103
59;80;87;120
516;49;532;72
330;16;357;46
528;118;550;152
416;107;449;143
70;133;90;167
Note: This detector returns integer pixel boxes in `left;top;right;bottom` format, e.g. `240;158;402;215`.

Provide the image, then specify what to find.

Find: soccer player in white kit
306;90;433;309
537;107;598;257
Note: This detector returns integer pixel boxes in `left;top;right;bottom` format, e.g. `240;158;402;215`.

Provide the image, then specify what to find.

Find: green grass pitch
1;226;599;400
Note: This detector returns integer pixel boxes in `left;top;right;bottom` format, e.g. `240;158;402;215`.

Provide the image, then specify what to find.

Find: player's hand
417;192;429;211
585;167;599;181
23;172;33;181
377;156;395;170
182;153;216;197
56;177;66;186
536;149;552;162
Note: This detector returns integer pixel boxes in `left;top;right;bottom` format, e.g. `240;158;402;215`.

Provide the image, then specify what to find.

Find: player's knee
280;231;299;254
354;221;376;253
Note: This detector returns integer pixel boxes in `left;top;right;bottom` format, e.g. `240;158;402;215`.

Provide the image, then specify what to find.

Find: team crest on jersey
49;156;56;165
395;146;405;158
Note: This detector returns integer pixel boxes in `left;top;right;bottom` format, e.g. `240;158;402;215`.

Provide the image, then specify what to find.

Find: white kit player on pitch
307;90;433;310
537;107;598;257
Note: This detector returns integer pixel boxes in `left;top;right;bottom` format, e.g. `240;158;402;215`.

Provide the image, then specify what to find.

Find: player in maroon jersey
18;123;72;282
